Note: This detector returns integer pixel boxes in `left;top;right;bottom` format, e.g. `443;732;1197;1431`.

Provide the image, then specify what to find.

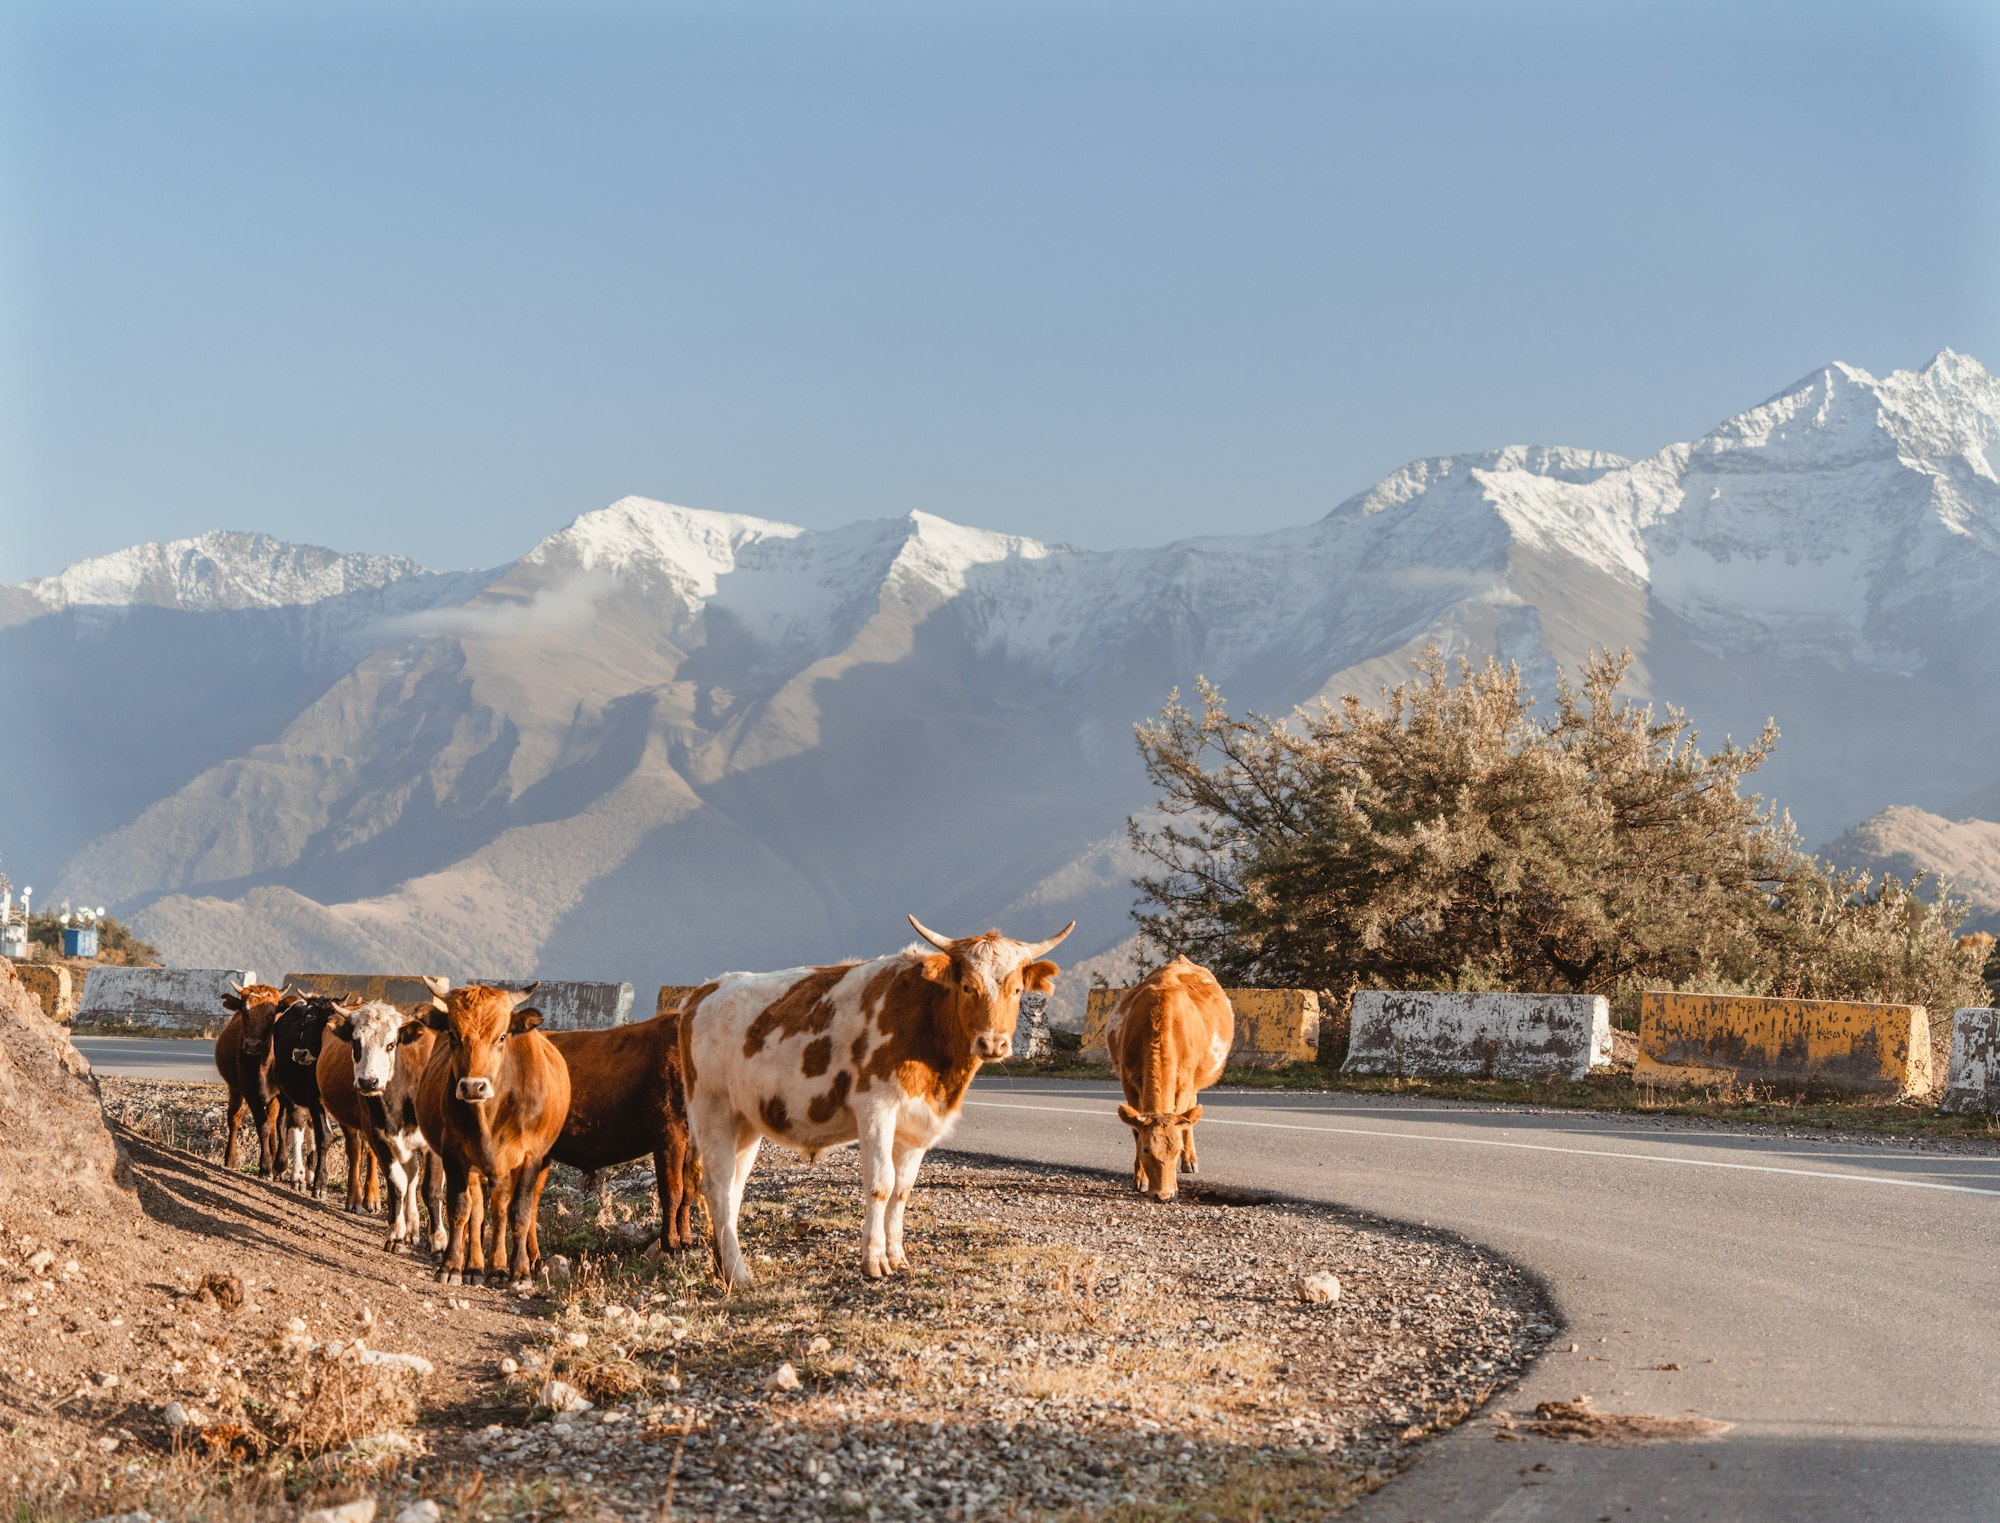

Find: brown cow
546;1011;700;1255
416;980;571;1286
320;997;445;1252
681;914;1070;1287
1105;957;1234;1201
215;982;302;1176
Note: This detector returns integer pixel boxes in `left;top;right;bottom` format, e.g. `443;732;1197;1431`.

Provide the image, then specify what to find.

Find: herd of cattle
212;916;1239;1288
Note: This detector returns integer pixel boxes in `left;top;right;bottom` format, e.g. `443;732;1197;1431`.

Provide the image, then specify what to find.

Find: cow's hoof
437;1269;461;1286
863;1257;889;1279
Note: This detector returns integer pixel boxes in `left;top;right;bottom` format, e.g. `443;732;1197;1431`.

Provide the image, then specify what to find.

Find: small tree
1129;648;1986;1021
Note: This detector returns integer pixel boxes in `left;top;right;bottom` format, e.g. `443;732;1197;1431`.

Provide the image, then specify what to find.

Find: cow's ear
398;1019;429;1045
918;954;953;985
1176;1103;1203;1127
1116;1103;1145;1128
424;1008;450;1032
1021;959;1060;993
509;1008;544;1034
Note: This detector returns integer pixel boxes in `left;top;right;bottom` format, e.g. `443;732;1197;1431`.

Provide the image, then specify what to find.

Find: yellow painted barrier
1083;984;1319;1070
15;963;76;1025
1635;992;1932;1098
656;985;708;1018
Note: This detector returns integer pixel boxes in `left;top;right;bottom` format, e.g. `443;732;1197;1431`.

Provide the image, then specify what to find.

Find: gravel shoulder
12;1077;1552;1521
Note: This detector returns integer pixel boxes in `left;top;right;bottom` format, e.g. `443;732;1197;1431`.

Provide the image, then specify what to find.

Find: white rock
90;1370;119;1389
300;1503;377;1523
161;1401;197;1429
287;1316;309;1334
499;1357;520;1376
766;1362;801;1393
564;1330;590;1349
81;1512;155;1523
1298;1271;1342;1305
96;1435;120;1453
538;1378;593;1413
807;1335;832;1355
393;1505;443;1523
26;1249;54;1275
357;1347;435;1378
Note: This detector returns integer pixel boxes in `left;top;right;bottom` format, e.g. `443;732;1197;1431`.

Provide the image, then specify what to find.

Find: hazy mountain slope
9;351;1998;1010
1821;807;2000;936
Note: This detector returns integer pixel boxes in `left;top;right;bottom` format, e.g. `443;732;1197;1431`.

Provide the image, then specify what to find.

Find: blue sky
4;0;1996;582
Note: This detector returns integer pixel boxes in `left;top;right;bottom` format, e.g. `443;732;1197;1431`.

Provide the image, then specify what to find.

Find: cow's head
907;915;1071;1062
331;996;426;1095
289;993;360;1067
223;982;301;1063
423;978;541;1104
1118;1102;1202;1201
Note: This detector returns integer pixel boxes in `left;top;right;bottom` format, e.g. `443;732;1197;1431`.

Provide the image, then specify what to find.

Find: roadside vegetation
1128;647;1990;1038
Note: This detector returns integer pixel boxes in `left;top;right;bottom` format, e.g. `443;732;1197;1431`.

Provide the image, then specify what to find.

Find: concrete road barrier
285;973;449;1018
15;964;77;1025
1082;985;1319;1069
73;966;259;1035
1342;992;1612;1081
1635;992;1933;1098
482;979;633;1030
1940;1007;1998;1115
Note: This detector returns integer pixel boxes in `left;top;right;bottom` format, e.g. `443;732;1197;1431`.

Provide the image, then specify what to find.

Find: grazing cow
681;914;1070;1287
416;980;571;1286
215;982;302;1176
546;1010;701;1254
320;998;446;1252
270;994;355;1197
1105;956;1234;1201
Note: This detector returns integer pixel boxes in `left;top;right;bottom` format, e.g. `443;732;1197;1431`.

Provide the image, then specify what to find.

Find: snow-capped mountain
6;350;1996;1016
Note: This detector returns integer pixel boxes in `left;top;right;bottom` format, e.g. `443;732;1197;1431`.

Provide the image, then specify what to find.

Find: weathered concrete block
1082;984;1316;1070
482;979;634;1031
1013;991;1053;1061
289;973;633;1030
73;966;259;1035
1343;991;1612;1081
15;964;76;1024
1940;1008;1999;1115
1635;992;1932;1099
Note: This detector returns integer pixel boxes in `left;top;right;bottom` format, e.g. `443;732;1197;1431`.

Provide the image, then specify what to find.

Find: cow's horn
509;981;540;1010
228;981;246;997
907;914;955;952
421;975;450;998
1018;921;1076;961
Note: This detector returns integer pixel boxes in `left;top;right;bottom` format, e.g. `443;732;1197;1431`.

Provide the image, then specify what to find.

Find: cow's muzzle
291;1047;316;1066
355;1076;384;1095
975;1033;1012;1060
456;1077;494;1103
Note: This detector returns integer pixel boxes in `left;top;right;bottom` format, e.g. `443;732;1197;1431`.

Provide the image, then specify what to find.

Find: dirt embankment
6;968;1554;1522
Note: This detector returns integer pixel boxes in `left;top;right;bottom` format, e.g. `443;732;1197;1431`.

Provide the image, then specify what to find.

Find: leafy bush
1129;648;1987;1023
24;909;160;966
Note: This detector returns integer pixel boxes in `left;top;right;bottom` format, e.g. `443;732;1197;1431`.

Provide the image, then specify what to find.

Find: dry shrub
266;1353;422;1458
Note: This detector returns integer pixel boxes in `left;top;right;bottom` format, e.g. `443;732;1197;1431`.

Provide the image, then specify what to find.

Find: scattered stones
356;1346;435;1378
393;1504;443;1523
538;1379;593;1413
766;1362;802;1393
300;1502;377;1523
161;1402;198;1430
26;1248;54;1275
1298;1270;1342;1304
807;1335;832;1355
88;1370;119;1389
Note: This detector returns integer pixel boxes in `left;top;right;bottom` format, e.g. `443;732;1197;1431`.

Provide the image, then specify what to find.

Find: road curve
78;1042;2000;1519
951;1078;2000;1523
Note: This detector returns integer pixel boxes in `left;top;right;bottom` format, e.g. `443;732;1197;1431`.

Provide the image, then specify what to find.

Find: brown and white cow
416;980;571;1286
681;915;1070;1287
546;1011;700;1255
320;996;446;1254
215;982;303;1177
1105;956;1234;1201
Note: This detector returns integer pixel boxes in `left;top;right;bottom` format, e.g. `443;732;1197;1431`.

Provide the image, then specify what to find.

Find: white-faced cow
680;915;1070;1287
416;980;571;1286
320;996;446;1254
1105;956;1235;1201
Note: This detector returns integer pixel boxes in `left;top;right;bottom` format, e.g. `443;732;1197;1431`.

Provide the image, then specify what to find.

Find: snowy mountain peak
521;497;806;599
20;530;433;613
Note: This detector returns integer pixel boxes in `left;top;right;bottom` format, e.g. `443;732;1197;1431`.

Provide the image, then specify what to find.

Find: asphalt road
951;1078;2000;1523
79;1040;2000;1521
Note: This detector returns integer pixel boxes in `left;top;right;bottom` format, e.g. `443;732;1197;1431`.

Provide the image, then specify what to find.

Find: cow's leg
381;1139;413;1252
509;1158;552;1283
1180;1122;1199;1175
464;1171;489;1281
308;1105;331;1198
438;1158;472;1284
481;1168;512;1286
222;1087;245;1171
257;1094;282;1178
422;1149;448;1254
656;1135;695;1254
691;1096;758;1287
1133;1133;1147;1193
857;1113;897;1279
883;1142;927;1274
364;1142;383;1212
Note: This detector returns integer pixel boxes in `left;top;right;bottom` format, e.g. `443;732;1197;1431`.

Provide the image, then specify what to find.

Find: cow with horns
215;981;302;1177
415;979;571;1286
680;915;1070;1287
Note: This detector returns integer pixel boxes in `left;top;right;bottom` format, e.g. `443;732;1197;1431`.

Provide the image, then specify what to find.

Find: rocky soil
12;1012;1553;1521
